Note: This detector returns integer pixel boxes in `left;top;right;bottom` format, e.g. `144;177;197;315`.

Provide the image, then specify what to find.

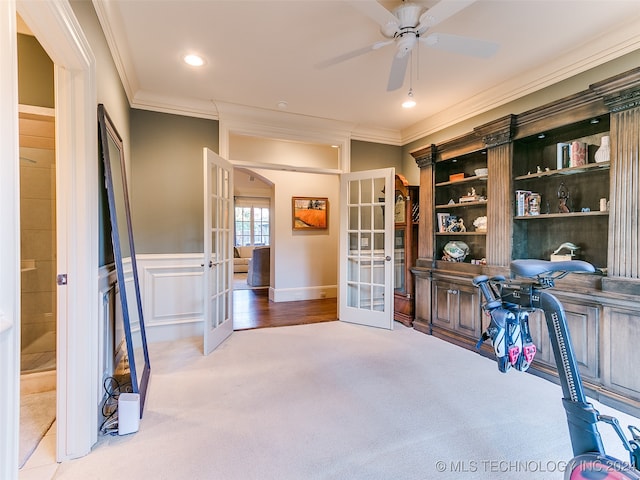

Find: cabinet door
602;307;640;402
432;280;481;339
454;282;481;338
528;301;599;380
432;280;454;330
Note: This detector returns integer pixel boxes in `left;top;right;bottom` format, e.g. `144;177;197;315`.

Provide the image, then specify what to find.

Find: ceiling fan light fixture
402;88;416;108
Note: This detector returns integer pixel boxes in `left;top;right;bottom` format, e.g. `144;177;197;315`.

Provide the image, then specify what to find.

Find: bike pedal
515;343;537;372
508;345;521;365
522;344;537;363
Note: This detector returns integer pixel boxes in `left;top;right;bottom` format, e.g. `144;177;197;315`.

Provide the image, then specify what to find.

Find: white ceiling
93;0;640;145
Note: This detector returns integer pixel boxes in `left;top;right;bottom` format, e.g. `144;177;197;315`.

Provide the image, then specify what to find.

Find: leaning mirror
98;104;150;416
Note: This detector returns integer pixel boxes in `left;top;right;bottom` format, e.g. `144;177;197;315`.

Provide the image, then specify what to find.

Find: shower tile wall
20;146;56;373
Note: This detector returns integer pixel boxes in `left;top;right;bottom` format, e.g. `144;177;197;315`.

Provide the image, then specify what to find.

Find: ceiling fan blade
421;32;499;58
316;40;394;69
387;53;410;91
347;0;398;28
418;0;477;31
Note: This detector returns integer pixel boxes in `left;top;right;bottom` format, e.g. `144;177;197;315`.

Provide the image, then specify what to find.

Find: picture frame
437;212;450;233
292;197;328;230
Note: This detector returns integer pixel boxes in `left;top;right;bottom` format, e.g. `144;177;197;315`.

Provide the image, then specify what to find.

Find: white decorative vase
594;135;610;163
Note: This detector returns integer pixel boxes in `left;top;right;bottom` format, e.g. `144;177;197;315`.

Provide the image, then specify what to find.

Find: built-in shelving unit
409;66;640;417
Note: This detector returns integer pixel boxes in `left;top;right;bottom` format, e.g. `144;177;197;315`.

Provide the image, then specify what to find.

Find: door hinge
57;274;68;285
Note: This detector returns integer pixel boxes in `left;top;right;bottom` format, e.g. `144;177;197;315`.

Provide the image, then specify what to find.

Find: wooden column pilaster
411;145;435;262
474;115;516;267
591;67;640;289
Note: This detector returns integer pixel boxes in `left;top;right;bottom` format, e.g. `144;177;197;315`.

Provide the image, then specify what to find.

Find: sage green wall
130;109;219;254
351;140;404;176
402;49;640;165
70;0;132;267
17;33;54;108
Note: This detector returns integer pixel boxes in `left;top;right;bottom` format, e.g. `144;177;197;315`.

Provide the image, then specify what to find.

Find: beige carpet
20;389;56;468
53;322;638;480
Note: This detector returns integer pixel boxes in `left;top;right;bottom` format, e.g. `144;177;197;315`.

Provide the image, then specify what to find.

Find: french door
203;148;234;354
339;168;395;329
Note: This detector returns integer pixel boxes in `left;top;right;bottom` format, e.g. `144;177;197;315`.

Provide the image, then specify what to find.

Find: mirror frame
98;104;150;415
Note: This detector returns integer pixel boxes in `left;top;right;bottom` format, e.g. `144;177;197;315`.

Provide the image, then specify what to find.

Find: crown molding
131;90;219;120
129;93;403;146
350;126;402;146
400;17;640;145
92;0;138;104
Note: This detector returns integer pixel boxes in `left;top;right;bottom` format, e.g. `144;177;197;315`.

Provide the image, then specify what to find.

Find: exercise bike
473;259;640;479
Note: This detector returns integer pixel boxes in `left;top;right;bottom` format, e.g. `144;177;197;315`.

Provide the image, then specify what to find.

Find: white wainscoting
106;254;336;349
136;254;205;342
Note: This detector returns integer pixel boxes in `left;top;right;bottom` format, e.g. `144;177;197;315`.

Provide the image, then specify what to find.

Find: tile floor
18;421;58;480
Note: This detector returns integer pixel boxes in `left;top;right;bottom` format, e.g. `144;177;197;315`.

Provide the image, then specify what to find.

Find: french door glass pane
349;180;359;204
349;206;358;229
359;284;371;310
347;283;358;308
361;205;371;230
373;285;384;312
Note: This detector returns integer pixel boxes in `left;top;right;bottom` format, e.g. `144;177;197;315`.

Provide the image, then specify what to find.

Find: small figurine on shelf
459;187;479;203
557;182;570;213
550;242;580;261
446;218;466;232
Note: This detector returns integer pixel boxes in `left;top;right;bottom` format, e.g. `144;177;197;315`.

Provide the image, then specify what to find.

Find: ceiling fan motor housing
396;32;418;57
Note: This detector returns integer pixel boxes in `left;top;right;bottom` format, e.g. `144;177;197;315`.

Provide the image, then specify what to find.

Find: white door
339;168;395;329
203;148;234;355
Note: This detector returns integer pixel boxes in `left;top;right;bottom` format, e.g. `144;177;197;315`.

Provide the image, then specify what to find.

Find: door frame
2;1;99;472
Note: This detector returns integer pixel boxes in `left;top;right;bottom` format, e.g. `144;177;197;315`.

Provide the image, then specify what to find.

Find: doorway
18;110;57;468
232;168;273;293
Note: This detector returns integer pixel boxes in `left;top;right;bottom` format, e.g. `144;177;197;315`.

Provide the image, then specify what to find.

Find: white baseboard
269;285;337;302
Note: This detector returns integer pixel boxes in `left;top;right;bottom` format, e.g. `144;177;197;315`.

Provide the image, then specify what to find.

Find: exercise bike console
474;260;640;479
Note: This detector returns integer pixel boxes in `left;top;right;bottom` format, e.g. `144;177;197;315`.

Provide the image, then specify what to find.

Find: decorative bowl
443;241;469;262
474;168;488;177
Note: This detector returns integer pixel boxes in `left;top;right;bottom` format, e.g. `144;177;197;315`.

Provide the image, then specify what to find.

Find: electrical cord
100;376;133;435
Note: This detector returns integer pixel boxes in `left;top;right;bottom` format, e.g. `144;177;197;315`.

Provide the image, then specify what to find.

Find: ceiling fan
318;0;499;91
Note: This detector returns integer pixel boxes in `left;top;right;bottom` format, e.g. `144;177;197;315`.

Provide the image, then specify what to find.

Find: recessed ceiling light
183;54;204;67
277;101;288;110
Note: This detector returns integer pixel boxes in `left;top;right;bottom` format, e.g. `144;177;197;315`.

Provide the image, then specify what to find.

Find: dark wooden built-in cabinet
393;174;419;327
410;66;640;417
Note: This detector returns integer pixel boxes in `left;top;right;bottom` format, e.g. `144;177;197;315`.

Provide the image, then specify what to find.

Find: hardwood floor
233;289;337;330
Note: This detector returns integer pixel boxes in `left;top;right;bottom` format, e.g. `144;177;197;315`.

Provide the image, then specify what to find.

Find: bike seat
511;259;595;278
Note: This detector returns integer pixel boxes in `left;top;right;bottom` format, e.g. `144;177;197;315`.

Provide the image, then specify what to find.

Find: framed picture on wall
292;197;328;230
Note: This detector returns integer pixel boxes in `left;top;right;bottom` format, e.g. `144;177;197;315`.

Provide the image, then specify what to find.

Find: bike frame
501;282;606;457
475;262;640;478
